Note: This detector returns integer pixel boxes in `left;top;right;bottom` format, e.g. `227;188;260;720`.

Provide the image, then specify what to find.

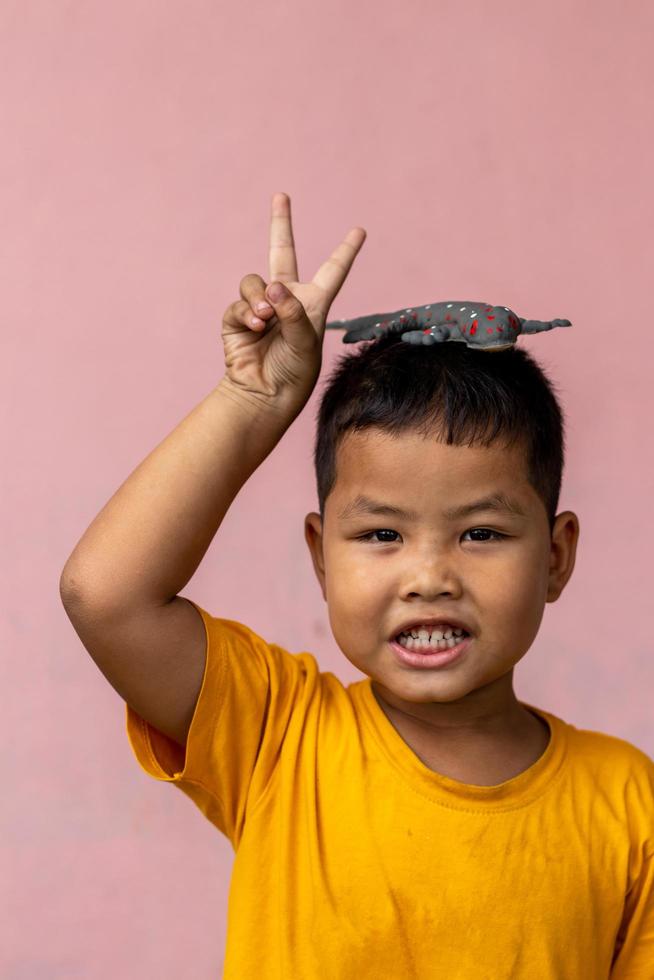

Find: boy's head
304;333;579;719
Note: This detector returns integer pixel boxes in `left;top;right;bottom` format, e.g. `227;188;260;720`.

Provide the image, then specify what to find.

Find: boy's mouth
392;616;472;637
394;625;470;654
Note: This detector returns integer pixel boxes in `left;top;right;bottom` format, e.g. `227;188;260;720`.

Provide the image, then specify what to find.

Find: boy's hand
221;192;366;409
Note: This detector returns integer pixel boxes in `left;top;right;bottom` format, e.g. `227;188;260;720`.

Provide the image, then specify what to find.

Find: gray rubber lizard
325;301;571;351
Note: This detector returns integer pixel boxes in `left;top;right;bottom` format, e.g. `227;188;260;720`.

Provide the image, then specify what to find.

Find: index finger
311;227;367;304
269;192;299;284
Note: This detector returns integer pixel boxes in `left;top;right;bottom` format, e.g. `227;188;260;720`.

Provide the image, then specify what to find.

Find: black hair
313;332;566;532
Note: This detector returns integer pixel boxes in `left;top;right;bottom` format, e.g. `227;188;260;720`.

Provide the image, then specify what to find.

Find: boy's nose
400;560;463;601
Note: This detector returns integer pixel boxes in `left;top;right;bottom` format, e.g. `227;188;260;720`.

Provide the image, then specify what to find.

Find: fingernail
267;282;286;302
256;302;273;313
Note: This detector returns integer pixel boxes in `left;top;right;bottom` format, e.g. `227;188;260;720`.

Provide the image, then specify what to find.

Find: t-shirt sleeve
610;846;654;977
125;598;318;848
609;751;654;978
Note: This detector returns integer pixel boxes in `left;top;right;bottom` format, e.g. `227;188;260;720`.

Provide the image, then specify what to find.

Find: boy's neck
370;677;551;786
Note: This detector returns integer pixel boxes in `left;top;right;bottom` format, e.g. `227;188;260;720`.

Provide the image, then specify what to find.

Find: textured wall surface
2;1;653;975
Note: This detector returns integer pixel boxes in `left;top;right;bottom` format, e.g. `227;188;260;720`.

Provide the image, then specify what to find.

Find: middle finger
269;191;299;284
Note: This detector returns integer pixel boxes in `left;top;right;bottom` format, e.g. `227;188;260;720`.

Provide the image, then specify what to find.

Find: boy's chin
343;643;505;704
369;667;478;706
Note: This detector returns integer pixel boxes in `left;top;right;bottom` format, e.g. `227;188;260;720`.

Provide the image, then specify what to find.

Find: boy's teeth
398;634;462;651
401;626;464;638
396;626;467;652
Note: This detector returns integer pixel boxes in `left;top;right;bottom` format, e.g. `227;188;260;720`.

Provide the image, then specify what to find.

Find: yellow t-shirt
126;600;654;979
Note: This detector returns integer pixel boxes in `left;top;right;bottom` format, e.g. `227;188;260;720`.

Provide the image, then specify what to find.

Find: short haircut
313;333;566;532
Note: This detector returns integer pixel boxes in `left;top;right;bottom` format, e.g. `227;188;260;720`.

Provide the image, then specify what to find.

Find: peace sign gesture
221;192;366;407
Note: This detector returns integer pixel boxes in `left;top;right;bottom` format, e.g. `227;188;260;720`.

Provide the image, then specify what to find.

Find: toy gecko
325;301;572;351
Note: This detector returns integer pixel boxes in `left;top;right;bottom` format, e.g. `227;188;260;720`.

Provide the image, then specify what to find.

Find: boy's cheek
325;595;383;659
325;554;384;606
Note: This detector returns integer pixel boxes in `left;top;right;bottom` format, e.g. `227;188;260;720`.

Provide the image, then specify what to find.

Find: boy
60;192;654;978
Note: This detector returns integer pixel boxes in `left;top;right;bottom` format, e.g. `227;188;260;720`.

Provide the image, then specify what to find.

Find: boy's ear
304;512;327;601
546;510;580;602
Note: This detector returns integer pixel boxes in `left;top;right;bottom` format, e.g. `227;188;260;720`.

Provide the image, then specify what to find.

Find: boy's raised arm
59;192;366;746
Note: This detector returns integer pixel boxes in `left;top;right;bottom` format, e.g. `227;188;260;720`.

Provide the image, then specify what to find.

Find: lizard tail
520;318;572;334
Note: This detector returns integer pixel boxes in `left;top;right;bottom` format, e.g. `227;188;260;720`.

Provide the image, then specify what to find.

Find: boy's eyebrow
337;492;527;522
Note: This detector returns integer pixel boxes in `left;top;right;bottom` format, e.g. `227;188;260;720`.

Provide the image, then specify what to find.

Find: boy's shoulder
553;709;654;781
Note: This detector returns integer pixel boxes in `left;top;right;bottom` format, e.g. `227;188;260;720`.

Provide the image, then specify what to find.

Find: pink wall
3;1;653;975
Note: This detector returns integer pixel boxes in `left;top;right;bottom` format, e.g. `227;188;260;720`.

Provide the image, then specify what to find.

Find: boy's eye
357;528;507;544
462;528;506;542
358;529;400;543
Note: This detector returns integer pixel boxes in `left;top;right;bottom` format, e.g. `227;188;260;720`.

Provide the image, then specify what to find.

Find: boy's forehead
329;428;535;518
336;427;527;474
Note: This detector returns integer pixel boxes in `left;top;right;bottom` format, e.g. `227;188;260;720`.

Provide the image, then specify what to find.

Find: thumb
264;281;316;353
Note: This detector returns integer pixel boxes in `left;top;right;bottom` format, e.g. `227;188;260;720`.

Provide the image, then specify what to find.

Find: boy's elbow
60;555;88;600
59;562;106;613
59;566;79;606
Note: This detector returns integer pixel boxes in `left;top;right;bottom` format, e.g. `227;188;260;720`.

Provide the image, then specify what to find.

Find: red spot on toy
487;315;495;320
423;328;431;334
470;323;477;335
486;327;493;334
496;327;503;333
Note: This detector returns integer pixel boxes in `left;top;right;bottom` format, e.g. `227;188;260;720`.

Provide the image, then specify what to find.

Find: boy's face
304;427;579;724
